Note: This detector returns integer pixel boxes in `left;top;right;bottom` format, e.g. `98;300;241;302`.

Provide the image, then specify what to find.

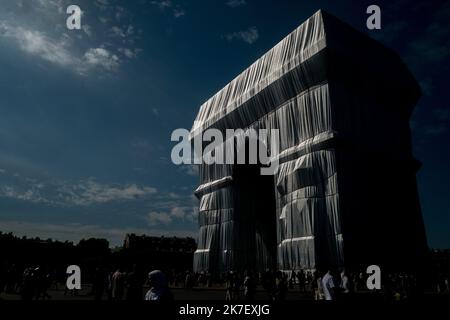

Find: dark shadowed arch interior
232;136;277;272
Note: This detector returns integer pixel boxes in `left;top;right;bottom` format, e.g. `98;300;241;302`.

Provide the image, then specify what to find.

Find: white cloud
151;0;186;18
226;0;247;8
173;8;185;18
83;47;120;72
4;26;76;67
0;21;9;35
0;23;124;75
0;2;142;76
115;6;124;18
35;0;65;14
0;220;196;246
151;0;173;9
170;206;186;219
62;180;158;206
146;211;173;226
118;47;142;59
0;171;200;231
0;185;50;204
146;206;198;226
225;26;259;44
0;178;158;206
82;24;93;37
95;0;111;11
111;25;134;38
179;165;199;177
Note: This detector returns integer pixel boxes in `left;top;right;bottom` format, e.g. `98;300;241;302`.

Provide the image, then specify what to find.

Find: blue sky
0;0;449;248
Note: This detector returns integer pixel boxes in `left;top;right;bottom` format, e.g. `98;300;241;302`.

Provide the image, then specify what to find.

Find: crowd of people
7;266;55;300
0;264;173;301
1;263;449;301
175;269;450;301
86;265;173;301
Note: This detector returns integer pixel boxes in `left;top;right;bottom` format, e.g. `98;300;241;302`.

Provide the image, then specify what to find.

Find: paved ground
0;284;314;300
1;284;447;301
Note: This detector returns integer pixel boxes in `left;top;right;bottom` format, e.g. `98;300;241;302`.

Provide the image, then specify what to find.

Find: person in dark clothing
243;271;256;300
126;265;143;301
21;267;34;301
92;267;107;300
275;271;288;300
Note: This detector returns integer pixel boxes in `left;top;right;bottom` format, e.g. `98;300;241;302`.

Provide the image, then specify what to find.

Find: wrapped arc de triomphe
189;10;428;275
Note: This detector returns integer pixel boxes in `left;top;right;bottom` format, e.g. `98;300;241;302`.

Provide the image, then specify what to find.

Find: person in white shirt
144;270;173;301
322;270;336;301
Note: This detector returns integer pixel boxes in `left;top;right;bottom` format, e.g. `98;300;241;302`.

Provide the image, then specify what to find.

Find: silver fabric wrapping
191;10;427;274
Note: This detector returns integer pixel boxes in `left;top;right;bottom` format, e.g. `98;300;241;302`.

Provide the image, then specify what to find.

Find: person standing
144;270;173;301
243;271;256;300
340;270;350;294
111;268;124;301
275;272;288;300
92;267;107;300
297;270;306;292
225;272;234;301
322;270;336;301
126;265;143;301
313;271;324;300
